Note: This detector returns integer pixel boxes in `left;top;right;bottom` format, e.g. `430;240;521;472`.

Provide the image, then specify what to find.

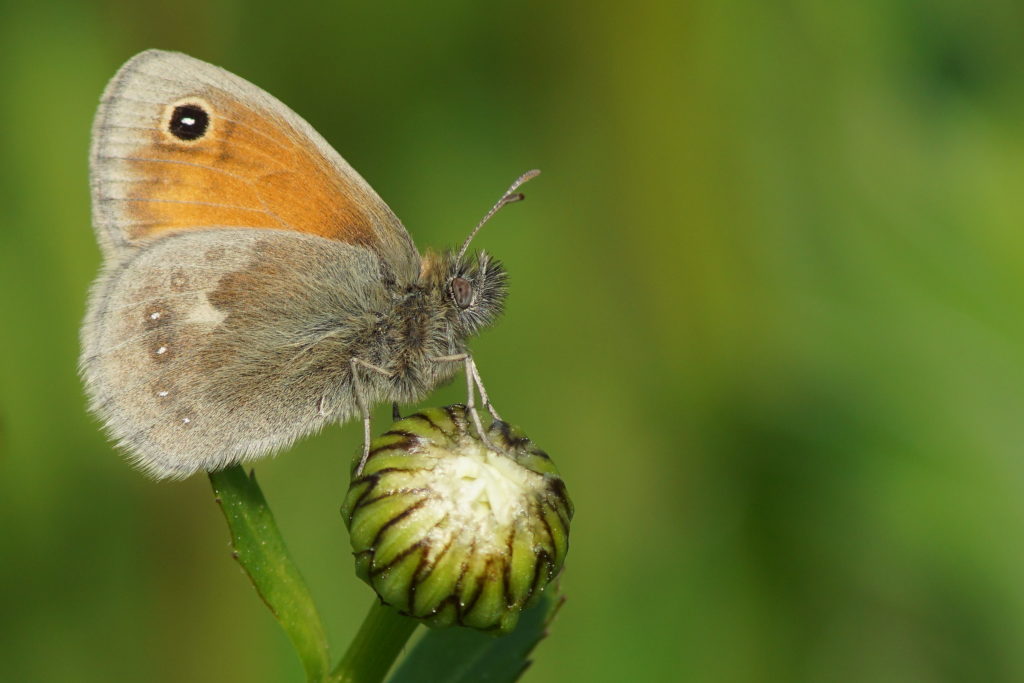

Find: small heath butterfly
81;50;536;479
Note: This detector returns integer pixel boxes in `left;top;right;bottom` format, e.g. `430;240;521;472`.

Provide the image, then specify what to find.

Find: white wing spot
149;311;162;320
157;390;169;398
156;346;168;355
182;417;191;424
186;292;226;326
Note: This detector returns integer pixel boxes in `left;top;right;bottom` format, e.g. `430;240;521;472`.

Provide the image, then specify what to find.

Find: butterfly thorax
349;248;507;406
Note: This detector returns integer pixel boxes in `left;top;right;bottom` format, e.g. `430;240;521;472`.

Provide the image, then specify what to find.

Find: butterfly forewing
89;49;419;283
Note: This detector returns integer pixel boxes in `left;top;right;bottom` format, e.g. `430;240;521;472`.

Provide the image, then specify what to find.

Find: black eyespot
451;277;473;309
169;103;210;141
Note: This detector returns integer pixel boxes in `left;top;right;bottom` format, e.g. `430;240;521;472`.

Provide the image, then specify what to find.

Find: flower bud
342;405;572;634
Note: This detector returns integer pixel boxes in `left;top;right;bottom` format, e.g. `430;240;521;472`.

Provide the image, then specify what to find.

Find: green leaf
387;584;565;683
209;465;331;682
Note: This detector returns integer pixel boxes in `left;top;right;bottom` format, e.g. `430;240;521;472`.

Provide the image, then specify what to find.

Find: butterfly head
418;170;538;341
420;249;507;339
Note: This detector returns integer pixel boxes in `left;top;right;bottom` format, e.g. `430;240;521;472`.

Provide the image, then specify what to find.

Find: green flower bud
342;405;572;634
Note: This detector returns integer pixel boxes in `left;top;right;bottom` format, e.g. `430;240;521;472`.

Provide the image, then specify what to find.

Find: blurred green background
3;1;1024;681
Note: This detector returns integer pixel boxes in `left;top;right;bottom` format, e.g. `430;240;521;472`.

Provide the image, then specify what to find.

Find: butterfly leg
467;357;502;422
350;357;392;475
431;353;502;451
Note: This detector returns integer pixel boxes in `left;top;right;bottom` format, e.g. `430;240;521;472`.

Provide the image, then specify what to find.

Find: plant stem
209;466;331;682
329;599;419;683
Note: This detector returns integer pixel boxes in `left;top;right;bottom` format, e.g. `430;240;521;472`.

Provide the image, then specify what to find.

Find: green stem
209;466;331;682
329;599;419;683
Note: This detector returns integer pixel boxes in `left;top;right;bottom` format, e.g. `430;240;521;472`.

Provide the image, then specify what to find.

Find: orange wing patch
98;88;381;246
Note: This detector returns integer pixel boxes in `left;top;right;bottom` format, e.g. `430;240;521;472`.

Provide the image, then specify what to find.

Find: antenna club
456;170;541;263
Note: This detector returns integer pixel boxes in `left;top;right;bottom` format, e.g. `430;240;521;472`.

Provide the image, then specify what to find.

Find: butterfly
80;49;536;479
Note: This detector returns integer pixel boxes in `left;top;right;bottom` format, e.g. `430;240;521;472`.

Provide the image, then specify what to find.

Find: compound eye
451;277;473;309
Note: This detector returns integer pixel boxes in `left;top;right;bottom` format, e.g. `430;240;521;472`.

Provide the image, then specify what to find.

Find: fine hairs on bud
456;169;541;264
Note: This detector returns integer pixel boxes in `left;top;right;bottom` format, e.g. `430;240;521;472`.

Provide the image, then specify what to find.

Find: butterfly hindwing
81;228;385;478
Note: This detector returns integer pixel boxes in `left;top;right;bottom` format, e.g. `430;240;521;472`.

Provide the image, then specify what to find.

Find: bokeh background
3;1;1024;681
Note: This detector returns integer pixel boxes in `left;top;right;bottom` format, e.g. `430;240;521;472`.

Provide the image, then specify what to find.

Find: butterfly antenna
456;169;540;263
